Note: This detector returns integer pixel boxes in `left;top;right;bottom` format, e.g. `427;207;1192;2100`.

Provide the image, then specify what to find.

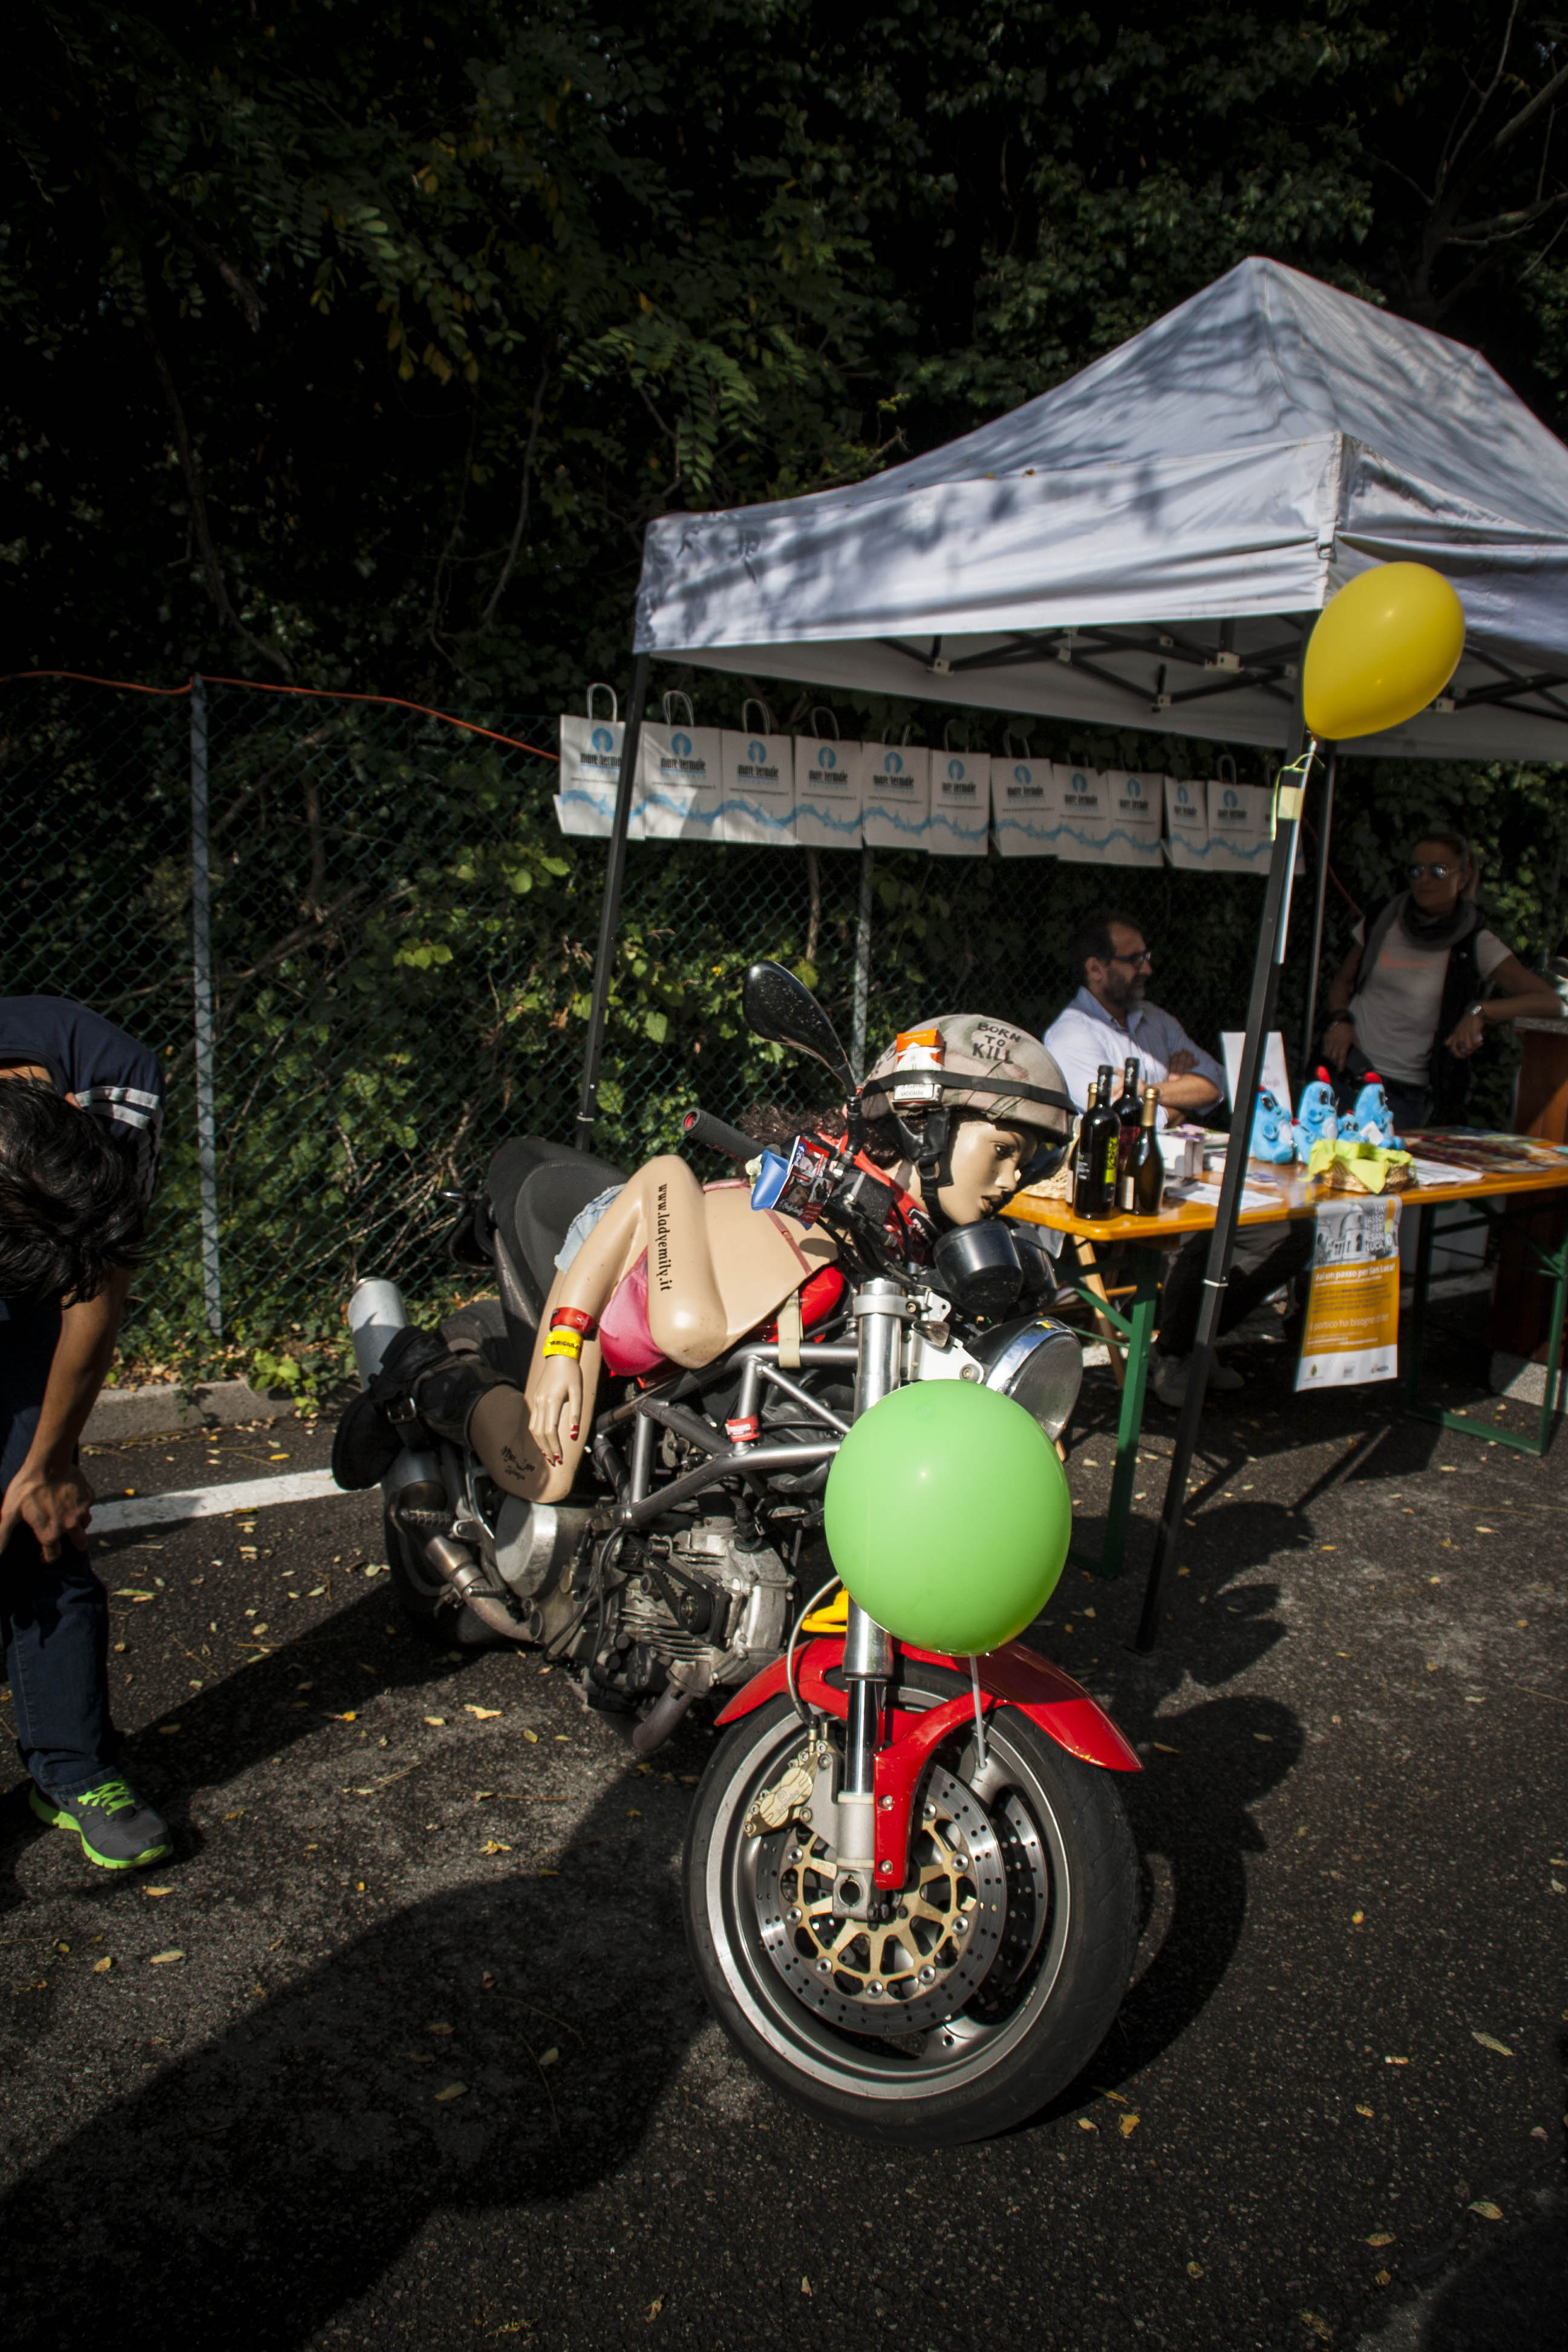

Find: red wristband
550;1306;598;1338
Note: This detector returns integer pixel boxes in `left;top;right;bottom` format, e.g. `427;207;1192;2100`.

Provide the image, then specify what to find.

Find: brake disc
755;1763;1007;2038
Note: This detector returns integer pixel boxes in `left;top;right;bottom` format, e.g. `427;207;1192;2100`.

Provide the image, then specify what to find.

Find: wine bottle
1076;1063;1119;1220
1117;1056;1142;1183
1119;1084;1165;1216
1072;1080;1100;1217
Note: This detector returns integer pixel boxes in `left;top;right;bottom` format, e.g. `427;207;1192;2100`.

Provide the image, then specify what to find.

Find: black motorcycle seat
485;1135;626;1322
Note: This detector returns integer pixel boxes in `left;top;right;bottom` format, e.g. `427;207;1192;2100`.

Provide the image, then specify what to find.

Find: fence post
190;674;222;1338
851;847;874;1076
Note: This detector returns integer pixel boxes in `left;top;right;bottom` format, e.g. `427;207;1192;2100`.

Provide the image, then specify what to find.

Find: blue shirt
1042;987;1226;1129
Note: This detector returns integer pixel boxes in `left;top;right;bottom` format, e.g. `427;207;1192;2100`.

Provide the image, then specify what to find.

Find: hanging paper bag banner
861;743;931;850
794;732;864;850
1163;775;1210;869
639;694;724;841
1047;764;1113;864
1100;772;1165;869
719;702;797;845
991;750;1055;858
1204;779;1272;873
1295;1195;1401;1389
555;684;639;840
928;751;990;858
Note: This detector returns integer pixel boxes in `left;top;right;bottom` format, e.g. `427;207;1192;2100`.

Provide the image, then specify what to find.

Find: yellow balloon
1302;563;1465;740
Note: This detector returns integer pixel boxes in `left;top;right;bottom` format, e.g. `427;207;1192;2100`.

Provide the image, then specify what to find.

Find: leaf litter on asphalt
1472;2031;1514;2056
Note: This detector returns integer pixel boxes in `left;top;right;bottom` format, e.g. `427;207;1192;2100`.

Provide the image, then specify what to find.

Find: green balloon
823;1379;1071;1655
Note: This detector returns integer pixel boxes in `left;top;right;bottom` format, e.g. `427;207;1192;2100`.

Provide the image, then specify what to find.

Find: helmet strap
892;1106;959;1230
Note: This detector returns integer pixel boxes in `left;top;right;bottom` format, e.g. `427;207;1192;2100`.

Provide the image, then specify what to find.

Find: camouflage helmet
861;1014;1074;1139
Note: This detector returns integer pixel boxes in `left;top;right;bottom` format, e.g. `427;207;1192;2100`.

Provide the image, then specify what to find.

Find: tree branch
480;355;550;628
140;312;292;677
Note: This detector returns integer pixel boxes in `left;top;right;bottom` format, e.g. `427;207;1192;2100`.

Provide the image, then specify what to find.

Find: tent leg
1135;734;1315;1653
1299;747;1338;1077
575;650;650;1150
851;846;874;1074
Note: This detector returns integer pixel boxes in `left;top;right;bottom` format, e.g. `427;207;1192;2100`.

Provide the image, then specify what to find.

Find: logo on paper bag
592;727;615;755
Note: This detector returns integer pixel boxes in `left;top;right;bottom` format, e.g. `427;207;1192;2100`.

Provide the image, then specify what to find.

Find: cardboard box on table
861;745;932;851
794;737;865;850
927;750;990;857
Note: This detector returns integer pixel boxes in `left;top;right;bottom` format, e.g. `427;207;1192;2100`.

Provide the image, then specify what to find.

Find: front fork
834;1277;913;1917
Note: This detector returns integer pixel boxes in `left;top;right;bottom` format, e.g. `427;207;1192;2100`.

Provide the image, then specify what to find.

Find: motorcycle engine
488;1497;791;1707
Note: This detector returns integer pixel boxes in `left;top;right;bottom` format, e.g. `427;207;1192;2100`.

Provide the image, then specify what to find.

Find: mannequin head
904;1111;1033;1227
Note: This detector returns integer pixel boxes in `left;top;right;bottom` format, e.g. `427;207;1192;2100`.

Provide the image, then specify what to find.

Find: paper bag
719;705;797;845
555;684;639;840
794;734;864;849
991;751;1056;857
861;743;932;850
928;750;990;857
639;694;724;841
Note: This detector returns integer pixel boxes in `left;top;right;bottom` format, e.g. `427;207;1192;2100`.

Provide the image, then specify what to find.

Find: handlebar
681;1108;759;1164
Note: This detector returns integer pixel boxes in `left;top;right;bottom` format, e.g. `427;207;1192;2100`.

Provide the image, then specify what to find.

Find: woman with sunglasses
1322;830;1559;1132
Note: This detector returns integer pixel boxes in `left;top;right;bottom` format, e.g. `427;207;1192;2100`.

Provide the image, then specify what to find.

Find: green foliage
6;4;1568;701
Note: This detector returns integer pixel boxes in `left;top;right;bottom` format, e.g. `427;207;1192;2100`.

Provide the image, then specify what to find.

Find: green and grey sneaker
30;1777;173;1870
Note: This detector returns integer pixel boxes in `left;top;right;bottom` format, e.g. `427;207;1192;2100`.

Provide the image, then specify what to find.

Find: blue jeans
1;1296;115;1799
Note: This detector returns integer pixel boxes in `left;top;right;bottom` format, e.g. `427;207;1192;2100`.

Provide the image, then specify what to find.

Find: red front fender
715;1637;1141;1775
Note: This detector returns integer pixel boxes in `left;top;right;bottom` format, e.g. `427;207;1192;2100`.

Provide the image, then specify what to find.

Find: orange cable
2;670;559;760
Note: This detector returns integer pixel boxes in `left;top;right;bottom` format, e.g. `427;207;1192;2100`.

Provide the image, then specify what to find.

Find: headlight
966;1313;1083;1440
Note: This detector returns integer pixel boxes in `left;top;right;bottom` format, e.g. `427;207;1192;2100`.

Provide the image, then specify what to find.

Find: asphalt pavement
0;1299;1562;2351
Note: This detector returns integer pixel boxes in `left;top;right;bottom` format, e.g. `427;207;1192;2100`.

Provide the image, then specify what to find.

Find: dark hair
1409;828;1479;901
0;1081;146;1304
1068;907;1143;987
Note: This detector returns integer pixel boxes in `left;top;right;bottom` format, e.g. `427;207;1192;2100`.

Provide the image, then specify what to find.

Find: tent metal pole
189;673;222;1339
851;847;875;1074
1135;725;1314;1653
575;650;650;1151
1299;748;1338;1077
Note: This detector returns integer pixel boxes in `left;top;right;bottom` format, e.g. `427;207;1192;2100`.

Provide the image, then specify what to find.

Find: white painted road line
94;1469;346;1533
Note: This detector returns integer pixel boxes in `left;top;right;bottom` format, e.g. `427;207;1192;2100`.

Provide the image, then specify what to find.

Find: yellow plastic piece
800;1584;848;1633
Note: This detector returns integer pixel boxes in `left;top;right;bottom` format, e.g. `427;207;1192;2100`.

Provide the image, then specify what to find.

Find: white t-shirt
1348;913;1509;1084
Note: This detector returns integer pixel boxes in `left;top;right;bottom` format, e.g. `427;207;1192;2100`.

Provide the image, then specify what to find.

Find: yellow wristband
542;1329;583;1361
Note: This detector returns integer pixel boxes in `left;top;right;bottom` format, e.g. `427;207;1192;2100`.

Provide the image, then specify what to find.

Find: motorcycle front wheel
682;1658;1137;2145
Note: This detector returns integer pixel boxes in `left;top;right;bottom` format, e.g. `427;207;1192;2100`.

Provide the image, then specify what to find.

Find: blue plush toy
1249;1085;1296;1162
1350;1073;1401;1148
1292;1067;1339;1160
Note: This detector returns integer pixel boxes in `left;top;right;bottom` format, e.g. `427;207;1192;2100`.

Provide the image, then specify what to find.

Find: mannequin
514;1112;1037;1497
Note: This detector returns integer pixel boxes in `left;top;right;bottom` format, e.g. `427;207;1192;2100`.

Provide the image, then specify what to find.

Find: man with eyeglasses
1045;910;1312;1406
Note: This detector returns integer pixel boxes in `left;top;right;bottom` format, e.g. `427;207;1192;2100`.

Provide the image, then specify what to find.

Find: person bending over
0;996;169;1870
1044;910;1313;1410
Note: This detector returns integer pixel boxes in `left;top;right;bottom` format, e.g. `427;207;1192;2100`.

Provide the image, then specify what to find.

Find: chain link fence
10;671;1521;1379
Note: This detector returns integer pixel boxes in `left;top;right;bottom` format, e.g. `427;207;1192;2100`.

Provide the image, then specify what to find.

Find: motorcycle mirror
742;961;858;1093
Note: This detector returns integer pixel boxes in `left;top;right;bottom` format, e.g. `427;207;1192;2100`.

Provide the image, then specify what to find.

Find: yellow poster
1295;1195;1401;1390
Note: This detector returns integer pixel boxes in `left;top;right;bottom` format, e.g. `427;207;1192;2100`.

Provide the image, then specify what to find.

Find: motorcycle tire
682;1657;1137;2146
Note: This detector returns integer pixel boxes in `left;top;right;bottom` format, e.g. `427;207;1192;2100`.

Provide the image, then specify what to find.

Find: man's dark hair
1070;908;1143;988
0;1081;145;1304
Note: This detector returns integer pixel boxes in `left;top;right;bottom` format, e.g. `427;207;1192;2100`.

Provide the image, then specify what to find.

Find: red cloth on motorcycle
758;1262;845;1343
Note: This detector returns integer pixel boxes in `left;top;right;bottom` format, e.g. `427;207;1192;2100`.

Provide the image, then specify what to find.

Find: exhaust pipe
348;1279;410;1384
632;1658;715;1756
422;1532;531;1645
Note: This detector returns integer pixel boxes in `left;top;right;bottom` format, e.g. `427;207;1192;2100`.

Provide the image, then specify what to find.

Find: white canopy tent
635;257;1568;760
575;258;1568;1651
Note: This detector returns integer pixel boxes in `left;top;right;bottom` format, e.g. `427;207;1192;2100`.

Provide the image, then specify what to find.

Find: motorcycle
334;964;1140;2142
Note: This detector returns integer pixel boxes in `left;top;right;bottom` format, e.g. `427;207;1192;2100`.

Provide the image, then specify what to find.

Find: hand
0;1462;94;1564
1323;1014;1354;1071
528;1354;583;1468
1166;1049;1198;1077
1445;1009;1486;1059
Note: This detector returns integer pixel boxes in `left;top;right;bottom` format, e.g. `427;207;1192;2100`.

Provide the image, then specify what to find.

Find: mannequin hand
1323;1015;1354;1070
528;1356;583;1466
1445;1009;1486;1059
